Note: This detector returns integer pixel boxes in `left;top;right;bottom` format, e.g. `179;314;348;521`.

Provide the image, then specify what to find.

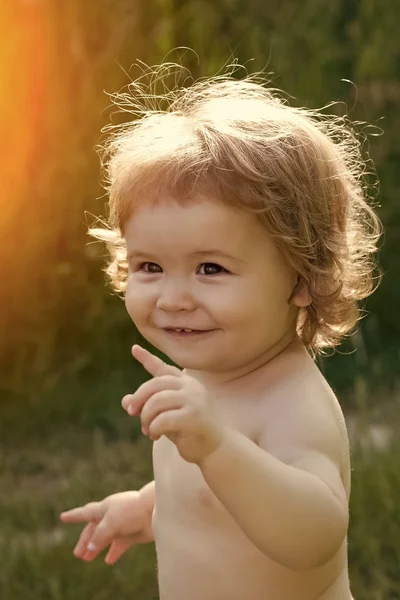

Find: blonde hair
91;62;382;353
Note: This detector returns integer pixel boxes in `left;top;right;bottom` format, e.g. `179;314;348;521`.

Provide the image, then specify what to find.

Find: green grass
349;450;400;600
1;430;158;600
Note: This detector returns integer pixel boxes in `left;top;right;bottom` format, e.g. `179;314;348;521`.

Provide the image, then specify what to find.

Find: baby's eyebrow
127;250;158;261
127;249;244;263
190;250;244;263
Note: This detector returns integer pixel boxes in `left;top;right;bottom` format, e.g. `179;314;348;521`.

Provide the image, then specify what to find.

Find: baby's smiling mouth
163;327;215;336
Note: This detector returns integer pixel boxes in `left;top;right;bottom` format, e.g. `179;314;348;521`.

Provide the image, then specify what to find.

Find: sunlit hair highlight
90;61;382;353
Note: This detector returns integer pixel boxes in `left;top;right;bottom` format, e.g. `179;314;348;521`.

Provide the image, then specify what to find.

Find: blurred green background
0;1;399;599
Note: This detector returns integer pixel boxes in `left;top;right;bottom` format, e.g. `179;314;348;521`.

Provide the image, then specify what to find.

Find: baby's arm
198;397;348;571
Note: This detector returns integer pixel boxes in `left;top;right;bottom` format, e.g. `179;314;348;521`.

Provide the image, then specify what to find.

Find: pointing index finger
60;502;102;524
131;345;181;377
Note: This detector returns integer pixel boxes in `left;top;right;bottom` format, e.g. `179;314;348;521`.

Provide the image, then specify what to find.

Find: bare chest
152;398;258;522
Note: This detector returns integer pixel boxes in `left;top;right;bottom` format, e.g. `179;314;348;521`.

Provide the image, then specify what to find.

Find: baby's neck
184;333;307;392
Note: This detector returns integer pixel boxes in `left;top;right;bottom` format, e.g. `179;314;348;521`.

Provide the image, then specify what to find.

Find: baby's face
124;197;299;375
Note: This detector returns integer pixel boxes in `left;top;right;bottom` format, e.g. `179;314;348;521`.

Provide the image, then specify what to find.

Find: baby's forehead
125;196;261;238
125;195;243;228
124;197;283;265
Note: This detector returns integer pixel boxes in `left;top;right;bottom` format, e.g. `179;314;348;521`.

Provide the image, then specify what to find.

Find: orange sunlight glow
1;1;51;230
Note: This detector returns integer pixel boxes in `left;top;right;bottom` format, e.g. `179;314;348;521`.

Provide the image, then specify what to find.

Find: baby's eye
138;262;162;273
198;263;228;276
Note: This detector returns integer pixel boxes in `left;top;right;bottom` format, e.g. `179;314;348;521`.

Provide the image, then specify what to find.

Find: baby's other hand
60;491;153;564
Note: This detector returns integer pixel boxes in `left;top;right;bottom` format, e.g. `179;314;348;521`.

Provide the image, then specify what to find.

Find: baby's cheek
236;297;290;341
209;287;254;319
124;286;150;323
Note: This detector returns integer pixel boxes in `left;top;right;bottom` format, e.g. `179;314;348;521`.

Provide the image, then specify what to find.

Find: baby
60;65;381;600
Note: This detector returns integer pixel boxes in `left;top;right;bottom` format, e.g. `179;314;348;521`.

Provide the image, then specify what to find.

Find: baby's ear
290;276;312;308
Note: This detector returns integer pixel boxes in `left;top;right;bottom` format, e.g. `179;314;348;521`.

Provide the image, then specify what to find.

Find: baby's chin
162;351;218;372
152;344;226;373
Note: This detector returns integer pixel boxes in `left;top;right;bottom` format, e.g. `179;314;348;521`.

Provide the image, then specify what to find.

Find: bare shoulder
255;348;351;506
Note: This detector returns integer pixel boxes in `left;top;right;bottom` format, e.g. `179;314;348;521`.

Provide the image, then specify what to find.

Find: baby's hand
60;491;152;564
122;345;226;464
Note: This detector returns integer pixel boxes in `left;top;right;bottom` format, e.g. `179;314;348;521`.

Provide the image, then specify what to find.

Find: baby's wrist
137;481;156;514
195;424;231;467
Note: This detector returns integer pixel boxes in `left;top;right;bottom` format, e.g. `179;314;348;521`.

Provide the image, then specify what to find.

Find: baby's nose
156;282;196;312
